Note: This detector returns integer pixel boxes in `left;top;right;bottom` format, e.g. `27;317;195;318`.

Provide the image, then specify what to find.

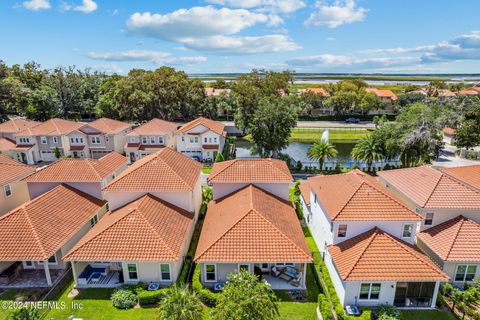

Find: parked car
345;117;360;123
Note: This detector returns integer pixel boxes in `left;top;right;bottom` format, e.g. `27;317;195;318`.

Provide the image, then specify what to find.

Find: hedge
137;288;168;306
192;264;220;307
318;293;333;320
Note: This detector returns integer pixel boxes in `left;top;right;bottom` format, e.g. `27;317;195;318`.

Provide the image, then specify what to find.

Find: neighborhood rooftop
104;148;202;191
378;166;480;208
328;227;449;281
195;184;312;263
24;152;127;183
439;165;480;190
64;194;193;262
126;118;178;137
0;184;106;261
0;155;35;185
0;118;40;134
207;158;293;183
418;216;480;262
88;117;132;134
176;116;226;136
16;118;85;137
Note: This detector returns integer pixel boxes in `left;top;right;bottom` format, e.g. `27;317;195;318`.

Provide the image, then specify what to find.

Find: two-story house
0;118;39;159
176;117;226;162
64;148;203;288
378;166;480;286
195;159;312;290
84;118;132;159
0;155;35;216
124;118;177;163
303;170;447;308
23;152;128;200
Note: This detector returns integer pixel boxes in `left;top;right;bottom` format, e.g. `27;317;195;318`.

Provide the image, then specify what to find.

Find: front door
73;151;78;158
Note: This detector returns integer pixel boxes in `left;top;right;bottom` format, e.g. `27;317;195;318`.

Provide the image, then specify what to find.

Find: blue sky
1;0;480;74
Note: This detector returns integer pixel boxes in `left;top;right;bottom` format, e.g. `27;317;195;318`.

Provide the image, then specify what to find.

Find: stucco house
417;216;480;286
23;152;128;200
439;165;480;190
377;166;480;230
84;118;132;159
0;118;40;141
0;155;35;216
64;194;194;288
175;117;226;162
207;158;293;200
0;184;107;288
195;185;312;290
365;87;398;110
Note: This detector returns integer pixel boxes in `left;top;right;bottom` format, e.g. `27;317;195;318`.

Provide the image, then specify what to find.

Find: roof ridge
51;118;61;134
343;228;379;280
208;160;235;182
332;180;365;220
444;216;466;260
20;203;49;260
423;171;444;207
440;170;480;193
85;158;103;180
103;153;158;190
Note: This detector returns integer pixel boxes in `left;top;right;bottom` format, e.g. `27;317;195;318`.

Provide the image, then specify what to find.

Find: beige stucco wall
0;180;31;216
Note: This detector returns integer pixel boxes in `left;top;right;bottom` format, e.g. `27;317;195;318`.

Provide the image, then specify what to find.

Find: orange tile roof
0;184;106;261
88;118;132;134
365;88;398;100
328;228;448;281
458;89;479;95
208;158;293;183
418;216;480;262
24;152;127;183
205;88;231;96
16;118;85;136
64;194;193;262
298;175;326;205
439;165;480;190
437;89;456;97
126;118;178;137
306;87;331;96
0;155;35;185
176;117;226;136
473;86;480;92
378;166;480;208
195;185;312;263
310;170;421;221
442;127;456;136
0;118;40;134
0;138;15;153
104;148;202;191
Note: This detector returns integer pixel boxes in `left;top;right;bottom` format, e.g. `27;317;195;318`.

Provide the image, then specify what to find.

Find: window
90;214;98;227
425;212;434;225
142;136;147;144
275;263;294;267
52;136;58;144
150;136;155;144
238;264;250;273
209;137;212;143
205;264;216;282
214;137;217;143
39;255;57;265
19;137;29;144
160;264;171;281
129;137;136;143
23;261;34;269
127;263;138;280
455;265;477;282
189;137;199;144
70;137;74;143
402;224;414;238
359;283;381;300
181;136;184;142
105;135;109;142
204;137;207;143
4;184;12;197
91;136;101;144
338;224;347;238
40;136;47;144
158;137;164;144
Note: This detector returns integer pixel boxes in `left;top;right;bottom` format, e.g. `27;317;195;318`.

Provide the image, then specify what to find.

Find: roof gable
176;117;225;136
440;165;480;190
0;118;40;134
0;155;35;185
126;118;177;136
17;118;85;136
88;118;132;134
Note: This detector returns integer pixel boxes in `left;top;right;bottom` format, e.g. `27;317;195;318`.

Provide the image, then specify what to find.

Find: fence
296;159;402;171
38;266;73;319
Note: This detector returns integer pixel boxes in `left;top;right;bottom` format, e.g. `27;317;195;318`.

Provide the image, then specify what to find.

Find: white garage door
40;150;57;162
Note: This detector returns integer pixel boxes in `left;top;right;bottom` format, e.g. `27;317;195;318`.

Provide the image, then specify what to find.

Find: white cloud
23;0;50;11
207;0;306;14
85;50;207;65
74;0;97;13
326;37;335;41
304;0;367;28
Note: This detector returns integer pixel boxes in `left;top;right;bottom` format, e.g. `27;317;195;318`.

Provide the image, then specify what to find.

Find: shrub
11;307;40;320
111;288;138;309
137;288;167;305
318;294;333;320
192;264;220;306
377;304;400;318
295;160;303;172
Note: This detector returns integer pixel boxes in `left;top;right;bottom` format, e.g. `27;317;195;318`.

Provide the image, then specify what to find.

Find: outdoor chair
271;266;281;278
290;272;303;287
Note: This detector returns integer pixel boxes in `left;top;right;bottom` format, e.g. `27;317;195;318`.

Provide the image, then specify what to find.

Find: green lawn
290;128;370;143
400;310;457;320
0;288;47;320
202;167;212;174
278;302;318;320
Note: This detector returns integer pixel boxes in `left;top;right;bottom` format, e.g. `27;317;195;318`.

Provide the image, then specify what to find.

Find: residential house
64;148;202;287
205;88;231;97
0;156;35;216
64;194;194;288
442;127;456;145
299;87;331;97
377;166;480;230
85;118;132;159
23;152;128;200
176;117;226;162
207;158;293;200
439;165;480;190
0;137;15;158
194;185;312;290
124;118;177;164
365;87;398;111
457;89;478;96
302;170;447;307
0;184;107;288
417;216;480;286
0;118;39;160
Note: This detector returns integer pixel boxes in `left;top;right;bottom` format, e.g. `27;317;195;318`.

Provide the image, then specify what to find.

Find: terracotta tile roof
208;158;293;184
25;152;127;183
473;86;480;92
328;228;448;281
0;138;15;153
442;127;456;136
438;89;456;97
458;89;479;95
126;118;177;137
378;166;480;208
299;175;326;205
365;88;398;100
0;155;35;185
64;194;193;262
88;118;132;134
439;165;480;190
310;170;420;221
195;185;312;263
16;118;85;136
0;184;106;261
104;148;202;191
205;88;231;96
0;118;40;134
176;117;226;136
306;87;331;96
418;216;480;262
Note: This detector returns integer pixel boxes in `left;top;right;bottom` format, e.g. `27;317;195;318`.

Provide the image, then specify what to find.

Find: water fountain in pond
321;129;329;142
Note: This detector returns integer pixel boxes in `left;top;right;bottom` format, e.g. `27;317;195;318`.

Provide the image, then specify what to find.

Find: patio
263;274;307;290
0;269;63;288
77;271;122;288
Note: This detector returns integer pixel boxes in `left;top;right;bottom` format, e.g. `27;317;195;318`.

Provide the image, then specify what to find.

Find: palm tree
158;284;203;320
307;140;338;170
351;135;383;171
